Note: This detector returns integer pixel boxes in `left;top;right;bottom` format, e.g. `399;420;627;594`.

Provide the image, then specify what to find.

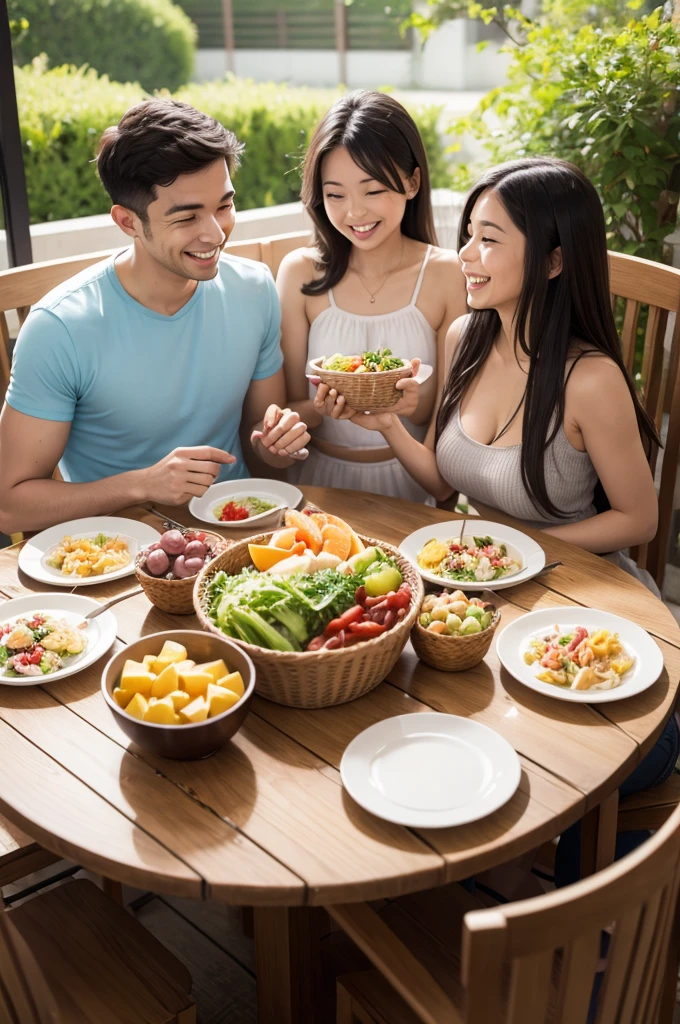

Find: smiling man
0;100;309;534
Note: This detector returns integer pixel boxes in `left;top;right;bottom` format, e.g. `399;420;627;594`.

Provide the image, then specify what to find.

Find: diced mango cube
151;663;179;698
194;659;229;684
207;683;240;718
174;659;196;678
217;670;245;697
144;697;180;725
166;689;192;712
151;656;173;676
113;687;132;708
143;654;156;670
120;660;155;695
180;696;210;723
125;693;149;720
160;640;187;661
182;671;213;698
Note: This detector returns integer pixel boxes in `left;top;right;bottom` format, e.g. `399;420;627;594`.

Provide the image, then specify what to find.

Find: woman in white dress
277;91;467;502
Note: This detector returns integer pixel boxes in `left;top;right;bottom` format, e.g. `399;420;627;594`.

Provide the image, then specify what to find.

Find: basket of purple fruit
135;528;229;614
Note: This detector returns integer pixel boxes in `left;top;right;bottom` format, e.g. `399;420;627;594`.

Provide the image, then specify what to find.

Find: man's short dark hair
96;99;244;219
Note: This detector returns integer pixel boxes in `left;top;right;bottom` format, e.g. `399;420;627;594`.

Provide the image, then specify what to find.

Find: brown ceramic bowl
101;630;255;760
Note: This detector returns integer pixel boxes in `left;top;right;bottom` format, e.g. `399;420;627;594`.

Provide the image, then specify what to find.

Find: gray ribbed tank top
436;407;598;528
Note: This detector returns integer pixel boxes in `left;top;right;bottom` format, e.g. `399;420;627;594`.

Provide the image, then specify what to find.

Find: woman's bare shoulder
278;245;322;283
428;245;462;274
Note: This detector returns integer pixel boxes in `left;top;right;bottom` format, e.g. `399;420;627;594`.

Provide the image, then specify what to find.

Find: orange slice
309;511;329;530
323;513;365;556
269;527;298;550
249;544;298;572
284;509;323;555
321;524;352;560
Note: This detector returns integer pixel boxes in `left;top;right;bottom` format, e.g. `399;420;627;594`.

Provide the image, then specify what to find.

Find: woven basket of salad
192;511;423;708
309;348;412;413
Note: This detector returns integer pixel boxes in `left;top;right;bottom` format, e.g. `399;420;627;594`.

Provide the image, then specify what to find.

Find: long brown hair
435;157;660;520
300;91;437;295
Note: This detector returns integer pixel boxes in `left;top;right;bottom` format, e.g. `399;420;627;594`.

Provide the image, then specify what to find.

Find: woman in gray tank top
349;157;678;883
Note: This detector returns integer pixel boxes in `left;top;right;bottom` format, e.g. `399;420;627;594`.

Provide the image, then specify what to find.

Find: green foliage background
12;63;449;223
8;0;197;92
410;0;680;262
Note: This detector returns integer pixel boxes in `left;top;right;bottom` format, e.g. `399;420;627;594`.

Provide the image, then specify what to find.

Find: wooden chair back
608;251;680;587
260;229;311;277
332;797;680;1024
0;907;59;1022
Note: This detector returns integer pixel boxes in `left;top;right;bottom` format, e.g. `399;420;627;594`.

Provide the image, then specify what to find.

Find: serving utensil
481;560;562;603
147;508;192;533
84;586;143;620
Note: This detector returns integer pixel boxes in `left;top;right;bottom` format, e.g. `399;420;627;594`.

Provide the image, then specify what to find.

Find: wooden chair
334;796;680;1024
608;251;680;590
260;228;312;277
0;812;59;891
2;878;196;1022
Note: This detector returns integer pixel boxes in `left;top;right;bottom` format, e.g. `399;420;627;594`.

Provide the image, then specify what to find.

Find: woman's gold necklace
350;240;405;304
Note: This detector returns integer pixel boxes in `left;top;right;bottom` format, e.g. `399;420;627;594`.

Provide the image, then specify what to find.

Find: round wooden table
1;486;679;1023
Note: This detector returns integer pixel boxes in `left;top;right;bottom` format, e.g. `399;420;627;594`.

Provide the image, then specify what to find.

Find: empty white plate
496;606;664;703
19;517;160;587
399;519;545;592
0;593;117;686
189;479;303;528
340;712;521;828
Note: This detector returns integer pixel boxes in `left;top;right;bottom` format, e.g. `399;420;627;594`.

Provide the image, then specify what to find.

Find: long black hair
300;91;437;295
435;157;660;520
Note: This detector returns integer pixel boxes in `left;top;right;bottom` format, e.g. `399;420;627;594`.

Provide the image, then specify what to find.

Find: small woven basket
410;610;501;672
193;531;424;708
135;532;230;615
309;356;412;413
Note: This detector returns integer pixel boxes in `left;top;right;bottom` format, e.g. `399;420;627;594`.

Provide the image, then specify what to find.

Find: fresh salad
213;497;278;523
45;533;130;577
321;348;406;373
0;613;87;677
417;535;521;583
523;626;635;691
205;545;411;652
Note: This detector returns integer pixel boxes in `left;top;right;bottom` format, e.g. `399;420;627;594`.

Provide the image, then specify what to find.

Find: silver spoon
84;586;143;620
481;561;563;603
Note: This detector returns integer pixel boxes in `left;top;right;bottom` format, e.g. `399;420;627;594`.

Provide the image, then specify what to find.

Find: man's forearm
1;469;148;534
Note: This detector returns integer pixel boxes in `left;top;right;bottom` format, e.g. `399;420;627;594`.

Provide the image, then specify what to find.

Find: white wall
194;21;509;90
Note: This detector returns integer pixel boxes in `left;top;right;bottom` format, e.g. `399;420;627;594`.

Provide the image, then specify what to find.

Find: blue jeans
554;714;680;889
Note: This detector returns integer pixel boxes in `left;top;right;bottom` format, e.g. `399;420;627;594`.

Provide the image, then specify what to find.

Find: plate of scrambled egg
496;607;664;703
19;517;160;587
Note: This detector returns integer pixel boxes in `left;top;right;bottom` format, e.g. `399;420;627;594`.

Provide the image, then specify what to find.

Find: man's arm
0;405;235;534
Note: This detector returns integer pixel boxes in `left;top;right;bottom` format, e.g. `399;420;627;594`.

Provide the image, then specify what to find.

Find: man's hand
252;406;310;461
143;446;237;504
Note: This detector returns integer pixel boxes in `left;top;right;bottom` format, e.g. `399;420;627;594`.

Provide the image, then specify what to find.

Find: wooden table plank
387;604;639;809
253;683;586;882
0;718;202;897
30;650;446;903
0;674;304;905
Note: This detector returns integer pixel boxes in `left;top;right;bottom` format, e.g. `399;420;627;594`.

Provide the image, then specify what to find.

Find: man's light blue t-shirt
6;252;283;483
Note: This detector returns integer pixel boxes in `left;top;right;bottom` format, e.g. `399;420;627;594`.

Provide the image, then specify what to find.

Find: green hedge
9;0;196;92
14;63;451;223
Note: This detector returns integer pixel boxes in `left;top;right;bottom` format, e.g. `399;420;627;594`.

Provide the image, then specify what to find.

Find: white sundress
289;245;437;503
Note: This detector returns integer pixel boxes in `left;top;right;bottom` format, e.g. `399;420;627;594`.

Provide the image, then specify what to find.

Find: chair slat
640;305;667;427
554;927;601;1023
506;950;553;1024
620;299;640;372
615;889;662;1024
595;908;641;1024
647;314;680;585
634;884;675;1024
0;313;11;388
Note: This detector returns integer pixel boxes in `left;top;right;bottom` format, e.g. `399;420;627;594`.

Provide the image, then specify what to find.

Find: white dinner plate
399;519;545;592
340;713;521;828
189;479;303;528
496;607;664;703
306;361;434;387
0;593;117;686
18;517;160;588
